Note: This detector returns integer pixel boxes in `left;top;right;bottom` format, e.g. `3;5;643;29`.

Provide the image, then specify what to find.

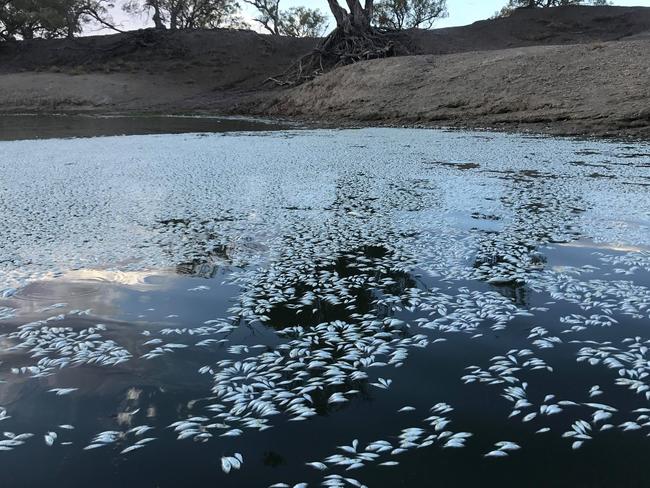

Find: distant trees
373;0;447;30
0;0;446;42
244;0;328;37
508;0;610;6
122;0;325;35
1;0;36;40
122;0;247;30
1;0;328;39
279;6;328;37
1;0;117;40
495;0;611;17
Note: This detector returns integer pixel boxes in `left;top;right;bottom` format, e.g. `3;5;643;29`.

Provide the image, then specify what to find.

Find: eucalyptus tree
1;0;118;40
275;0;412;84
243;0;280;33
279;6;328;37
373;0;447;30
244;0;328;37
496;0;610;16
60;0;121;38
123;0;246;30
1;0;38;40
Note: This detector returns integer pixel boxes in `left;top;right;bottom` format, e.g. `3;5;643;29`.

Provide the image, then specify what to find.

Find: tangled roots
268;28;410;87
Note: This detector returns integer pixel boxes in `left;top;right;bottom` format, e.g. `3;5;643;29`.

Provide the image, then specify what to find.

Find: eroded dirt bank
252;39;650;138
1;5;649;138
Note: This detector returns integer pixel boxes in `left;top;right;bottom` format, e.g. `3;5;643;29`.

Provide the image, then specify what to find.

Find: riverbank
250;38;650;139
1;5;649;139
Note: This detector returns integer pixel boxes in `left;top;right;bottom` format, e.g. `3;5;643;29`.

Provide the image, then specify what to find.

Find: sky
96;0;650;35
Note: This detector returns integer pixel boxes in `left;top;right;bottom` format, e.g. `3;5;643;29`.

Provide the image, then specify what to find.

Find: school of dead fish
0;129;649;485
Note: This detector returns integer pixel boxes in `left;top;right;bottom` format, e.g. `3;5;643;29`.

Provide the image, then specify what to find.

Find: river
0;118;649;487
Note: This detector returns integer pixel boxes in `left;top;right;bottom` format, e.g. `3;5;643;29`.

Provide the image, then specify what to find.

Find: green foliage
373;0;448;30
1;0;115;40
1;0;62;40
123;0;246;30
244;0;328;37
494;0;611;18
278;6;327;37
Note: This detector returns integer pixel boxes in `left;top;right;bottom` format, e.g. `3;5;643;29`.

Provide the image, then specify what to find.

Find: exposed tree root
269;27;411;86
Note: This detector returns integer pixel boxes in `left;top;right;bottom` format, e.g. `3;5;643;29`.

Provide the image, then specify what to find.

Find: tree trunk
152;2;165;29
327;0;373;34
169;0;182;30
274;0;406;85
66;13;76;39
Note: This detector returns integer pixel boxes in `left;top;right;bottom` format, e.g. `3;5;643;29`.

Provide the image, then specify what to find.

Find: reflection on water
0;128;649;487
0;114;293;141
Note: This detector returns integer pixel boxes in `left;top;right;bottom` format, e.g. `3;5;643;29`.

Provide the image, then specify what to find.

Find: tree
174;0;247;29
60;0;121;38
325;0;374;35
279;6;327;37
1;0;69;40
243;0;280;34
244;0;328;37
1;0;37;40
123;0;246;30
1;0;118;40
275;0;412;84
373;0;447;30
495;0;611;17
123;0;165;28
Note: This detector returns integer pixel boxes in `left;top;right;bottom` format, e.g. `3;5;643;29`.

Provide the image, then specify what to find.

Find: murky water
0;126;649;487
0;114;292;141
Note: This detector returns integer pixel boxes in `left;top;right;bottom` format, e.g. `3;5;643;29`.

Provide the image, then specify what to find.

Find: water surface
0;114;292;140
0;127;649;487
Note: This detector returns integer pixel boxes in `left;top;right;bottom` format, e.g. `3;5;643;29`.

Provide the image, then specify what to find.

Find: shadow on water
3;243;649;488
262;245;417;330
0;114;294;141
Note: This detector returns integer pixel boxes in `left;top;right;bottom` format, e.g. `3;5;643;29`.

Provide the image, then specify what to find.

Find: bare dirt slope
0;28;316;113
256;39;650;138
1;5;649;138
408;5;650;54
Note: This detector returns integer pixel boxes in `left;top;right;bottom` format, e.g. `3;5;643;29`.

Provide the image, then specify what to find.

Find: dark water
0;114;292;140
0;126;649;487
1;248;649;488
